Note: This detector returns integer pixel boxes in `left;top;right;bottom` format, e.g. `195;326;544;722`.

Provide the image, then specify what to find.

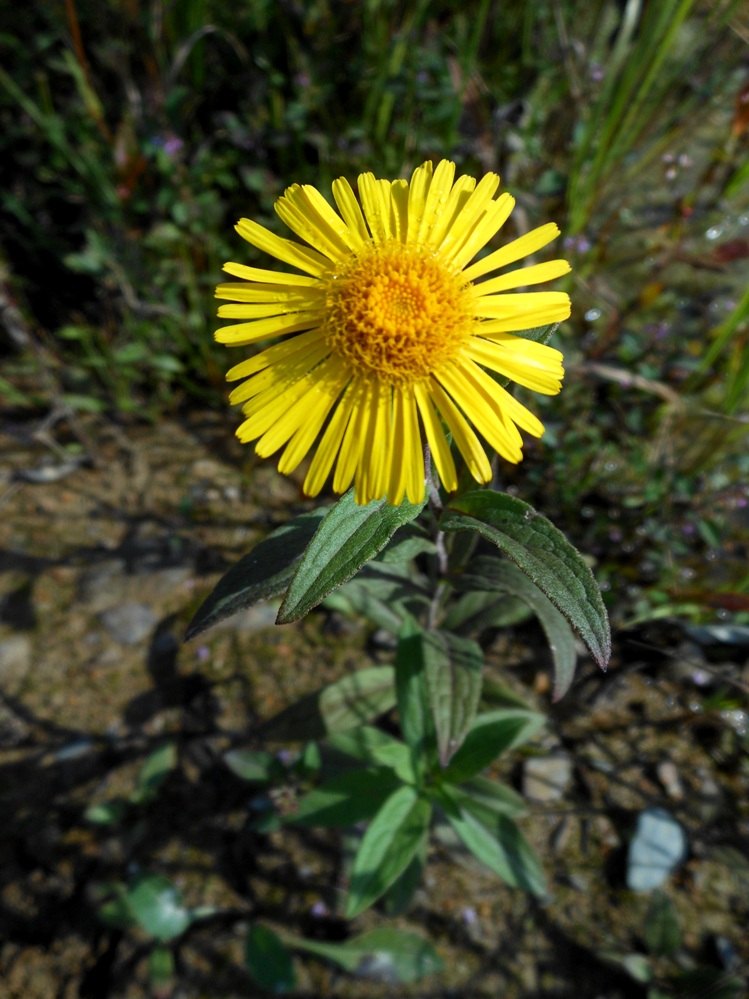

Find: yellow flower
216;159;569;506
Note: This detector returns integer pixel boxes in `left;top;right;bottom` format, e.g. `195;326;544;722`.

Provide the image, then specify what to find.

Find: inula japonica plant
186;159;611;986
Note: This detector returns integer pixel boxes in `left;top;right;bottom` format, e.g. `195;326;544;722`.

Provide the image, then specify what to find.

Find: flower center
324;242;474;382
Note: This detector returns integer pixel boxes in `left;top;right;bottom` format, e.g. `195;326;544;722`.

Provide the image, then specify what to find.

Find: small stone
100;603;157;644
0;635;32;682
656;760;684;800
522;752;573;802
626;807;688;891
79;559;129;612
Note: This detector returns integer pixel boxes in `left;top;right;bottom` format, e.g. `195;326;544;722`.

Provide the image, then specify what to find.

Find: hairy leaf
185;508;326;639
278;489;426;623
441;491;610;671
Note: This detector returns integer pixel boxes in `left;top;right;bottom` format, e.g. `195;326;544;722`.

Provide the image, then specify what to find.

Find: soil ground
1;413;748;998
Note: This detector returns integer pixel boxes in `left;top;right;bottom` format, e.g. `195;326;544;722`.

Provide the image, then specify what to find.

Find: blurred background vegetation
2;0;748;624
1;0;749;995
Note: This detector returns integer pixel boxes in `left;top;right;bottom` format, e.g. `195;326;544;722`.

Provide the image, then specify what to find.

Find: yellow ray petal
462;223;561;282
448;194;515;271
226;328;326;383
417;159;456;245
333;377;369;493
399;390;424;503
406;160;434;244
217;302;312;320
232;340;331;411
235;218;331;276
360;377;390;503
275;187;351;261
303;379;357;497
259;360;349;460
331;177;370;248
449;358;546;438
277;384;339;474
475;291;570;320
216;282;325;305
471;259;571;296
466;336;563;395
215;311;325;345
429;175;476;251
236;370;320;443
436;363;524;463
390;179;409;243
358;173;389;243
413;381;458;493
477;303;571;333
222;261;321;286
437;173;500;260
426;378;492;483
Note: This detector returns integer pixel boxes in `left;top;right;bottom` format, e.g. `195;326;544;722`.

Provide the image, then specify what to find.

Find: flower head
216;160;569;505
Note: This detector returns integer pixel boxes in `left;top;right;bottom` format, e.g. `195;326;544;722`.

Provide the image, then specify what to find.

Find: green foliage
282;927;444;983
441;490;611;671
186;474;606;924
277;488;427;624
245;924;296;994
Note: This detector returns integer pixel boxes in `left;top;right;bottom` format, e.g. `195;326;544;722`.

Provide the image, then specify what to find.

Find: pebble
0;635;32;683
522;752;573;802
99;603;157;644
656;760;684;800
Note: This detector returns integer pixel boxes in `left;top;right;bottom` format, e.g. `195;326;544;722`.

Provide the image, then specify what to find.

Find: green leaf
185;508;327;639
277;489;426;624
245;924;296;993
377;527;437;563
85;798;128;825
644;890;682;957
440;490;610;671
259;667;395;742
395;621;435;776
441;589;531;634
382;836;428;915
148;945;175;993
461;775;529;818
131;742;177;805
441;709;545;784
422;630;484;767
224;749;282;783
455;556;579;700
328;726;415;784
285;928;443;983
439;786;546;896
346;786;432;918
286;767;404;828
324;561;431;635
125;874;192;942
92;882;136;929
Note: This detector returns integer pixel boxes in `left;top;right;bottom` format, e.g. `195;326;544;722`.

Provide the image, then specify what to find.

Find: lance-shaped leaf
441;709;546;785
286;767;404;828
185;508;326;639
282;927;443;983
258;666;395;742
455;556;578;700
278;489;426;624
346;786;432;918
439;785;546;896
324;562;431;636
394;620;436;776
420;631;484;768
440;490;610;671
